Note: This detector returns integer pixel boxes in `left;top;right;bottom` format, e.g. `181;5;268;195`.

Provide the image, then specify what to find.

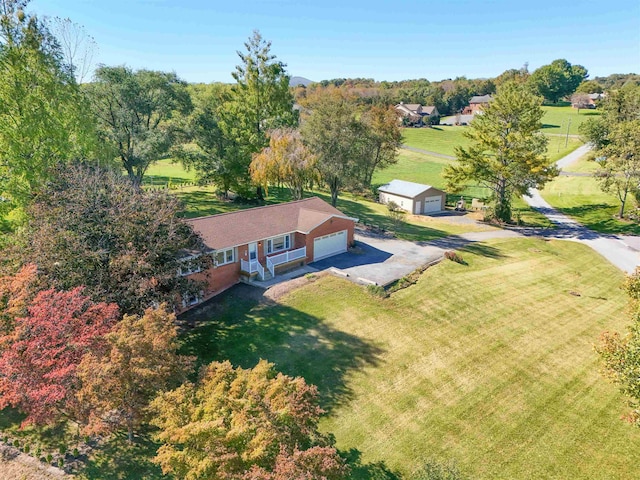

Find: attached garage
378;179;446;215
313;230;347;261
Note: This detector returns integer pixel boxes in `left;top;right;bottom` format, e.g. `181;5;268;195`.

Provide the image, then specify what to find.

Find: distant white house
378;180;446;214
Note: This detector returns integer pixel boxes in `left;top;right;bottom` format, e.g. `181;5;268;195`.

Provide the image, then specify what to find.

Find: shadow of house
310;242;393;270
180;284;384;411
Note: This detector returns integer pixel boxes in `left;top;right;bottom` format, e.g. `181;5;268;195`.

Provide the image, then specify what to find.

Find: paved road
523;143;640;273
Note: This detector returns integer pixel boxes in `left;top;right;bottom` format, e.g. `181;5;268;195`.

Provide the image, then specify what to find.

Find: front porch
240;246;307;281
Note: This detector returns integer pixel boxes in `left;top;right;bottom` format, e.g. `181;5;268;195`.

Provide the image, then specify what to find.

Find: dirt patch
0;445;66;479
264;271;328;301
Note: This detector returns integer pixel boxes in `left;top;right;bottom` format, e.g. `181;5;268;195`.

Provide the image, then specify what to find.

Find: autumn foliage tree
77;306;193;443
0;263;40;334
597;268;640;426
14;165;204;315
243;446;348;480
150;360;347;479
250;128;319;200
0;287;119;426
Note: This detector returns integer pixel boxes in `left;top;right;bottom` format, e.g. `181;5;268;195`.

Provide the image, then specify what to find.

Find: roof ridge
186;197;321;222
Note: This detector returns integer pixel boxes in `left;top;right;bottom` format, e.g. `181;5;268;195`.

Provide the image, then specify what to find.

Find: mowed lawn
401;125;583;162
182;237;639;479
542;174;640;235
540;105;601;135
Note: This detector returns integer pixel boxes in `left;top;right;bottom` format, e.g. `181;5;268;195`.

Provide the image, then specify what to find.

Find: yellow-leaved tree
250;128;319;200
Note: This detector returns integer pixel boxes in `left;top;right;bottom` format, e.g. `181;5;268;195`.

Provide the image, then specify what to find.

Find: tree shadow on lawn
556;203;640;235
79;432;165;480
541;123;561;129
143;175;192;187
180;284;384;412
342;448;401;480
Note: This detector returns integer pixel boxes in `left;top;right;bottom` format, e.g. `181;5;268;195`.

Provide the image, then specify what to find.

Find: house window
215;248;234;266
267;234;290;254
178;257;202;276
182;291;202;308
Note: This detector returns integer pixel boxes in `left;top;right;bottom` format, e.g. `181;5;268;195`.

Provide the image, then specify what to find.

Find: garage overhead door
313;230;347;261
423;196;443;213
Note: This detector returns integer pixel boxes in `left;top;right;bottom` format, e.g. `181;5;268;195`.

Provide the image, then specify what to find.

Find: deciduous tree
0;263;40;334
0;0;96;216
357;105;401;190
0;287;118;426
250;128;318;200
151;360;342;479
86;66;192;187
444;81;556;222
581;84;640;217
593;120;640;217
243;446;348;480
300;89;362;206
528;59;588;103
173;83;242;197
77;306;193;443
15;165;204;314
597;268;640;427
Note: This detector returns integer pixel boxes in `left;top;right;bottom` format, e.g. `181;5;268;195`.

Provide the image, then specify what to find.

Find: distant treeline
291;71;640;116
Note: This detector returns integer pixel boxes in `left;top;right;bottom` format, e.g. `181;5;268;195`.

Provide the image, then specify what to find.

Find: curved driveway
523;144;640;273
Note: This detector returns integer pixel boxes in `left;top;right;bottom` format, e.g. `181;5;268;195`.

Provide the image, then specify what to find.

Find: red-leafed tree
0;287;119;426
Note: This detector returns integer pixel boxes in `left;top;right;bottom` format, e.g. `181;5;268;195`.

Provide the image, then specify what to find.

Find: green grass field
401;126;471;156
401;126;582;162
540;105;600;135
182;237;639;479
144;159;195;187
541;175;640;235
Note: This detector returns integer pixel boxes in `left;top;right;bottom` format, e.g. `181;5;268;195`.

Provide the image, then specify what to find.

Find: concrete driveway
310;232;444;286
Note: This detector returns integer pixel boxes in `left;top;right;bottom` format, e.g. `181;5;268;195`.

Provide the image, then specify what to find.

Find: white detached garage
378;179;446;215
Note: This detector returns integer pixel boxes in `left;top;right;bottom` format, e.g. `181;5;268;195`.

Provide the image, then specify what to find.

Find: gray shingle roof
469;94;493;104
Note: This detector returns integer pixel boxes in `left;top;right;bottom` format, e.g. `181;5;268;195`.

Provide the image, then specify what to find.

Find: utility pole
565;118;571;148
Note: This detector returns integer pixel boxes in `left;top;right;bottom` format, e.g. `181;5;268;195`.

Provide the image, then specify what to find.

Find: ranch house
179;197;357;310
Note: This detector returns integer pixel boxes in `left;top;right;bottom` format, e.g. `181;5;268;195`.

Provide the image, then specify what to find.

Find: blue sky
30;0;640;83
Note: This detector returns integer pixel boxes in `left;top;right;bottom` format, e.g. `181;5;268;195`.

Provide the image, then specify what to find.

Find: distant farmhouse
442;94;493;126
395;103;440;126
571;93;603;109
463;94;493;115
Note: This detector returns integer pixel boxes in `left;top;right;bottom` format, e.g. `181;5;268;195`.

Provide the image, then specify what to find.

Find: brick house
463;94;493;115
179;197;357;309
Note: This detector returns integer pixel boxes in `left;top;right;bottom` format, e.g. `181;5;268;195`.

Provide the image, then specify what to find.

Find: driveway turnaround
311;232;444;286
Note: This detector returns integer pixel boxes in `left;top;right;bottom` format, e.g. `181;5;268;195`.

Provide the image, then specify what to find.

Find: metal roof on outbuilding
378;180;442;198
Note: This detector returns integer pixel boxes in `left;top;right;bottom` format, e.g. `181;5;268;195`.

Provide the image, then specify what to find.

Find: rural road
401;145;456;160
523;144;640;273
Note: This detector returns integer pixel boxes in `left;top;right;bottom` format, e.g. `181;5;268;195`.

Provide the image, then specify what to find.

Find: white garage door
313;230;347;261
423;196;442;213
